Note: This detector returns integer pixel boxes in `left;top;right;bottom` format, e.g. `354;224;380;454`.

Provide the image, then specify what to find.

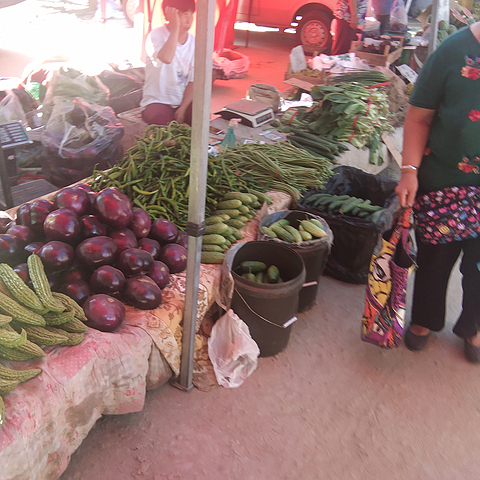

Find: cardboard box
284;62;326;85
349;38;404;67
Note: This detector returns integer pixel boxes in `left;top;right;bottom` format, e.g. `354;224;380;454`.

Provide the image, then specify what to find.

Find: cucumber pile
201;190;273;264
286;128;348;161
237;261;283;284
302;193;385;222
261;218;328;244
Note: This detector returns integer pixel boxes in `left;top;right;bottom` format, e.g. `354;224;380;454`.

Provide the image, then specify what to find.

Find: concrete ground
1;3;479;479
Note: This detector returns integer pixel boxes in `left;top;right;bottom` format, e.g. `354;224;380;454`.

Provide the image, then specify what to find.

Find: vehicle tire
296;10;333;52
121;0;139;27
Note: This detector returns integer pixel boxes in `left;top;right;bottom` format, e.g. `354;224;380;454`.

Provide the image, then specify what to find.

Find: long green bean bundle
218;142;334;200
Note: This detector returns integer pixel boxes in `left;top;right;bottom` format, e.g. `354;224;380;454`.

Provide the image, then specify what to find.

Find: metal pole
174;0;215;391
245;0;253;47
428;0;449;57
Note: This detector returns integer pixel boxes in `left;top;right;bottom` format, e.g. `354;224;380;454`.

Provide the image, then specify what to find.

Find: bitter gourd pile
0;256;89;428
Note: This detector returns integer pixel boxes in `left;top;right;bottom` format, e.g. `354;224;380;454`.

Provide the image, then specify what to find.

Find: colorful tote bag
413;186;480;245
361;208;416;349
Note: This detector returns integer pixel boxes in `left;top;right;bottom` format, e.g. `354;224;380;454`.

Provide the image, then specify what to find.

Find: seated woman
140;0;196;126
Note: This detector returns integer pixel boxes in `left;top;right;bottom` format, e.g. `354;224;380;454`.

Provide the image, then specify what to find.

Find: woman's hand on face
395;172;419;207
165;6;181;29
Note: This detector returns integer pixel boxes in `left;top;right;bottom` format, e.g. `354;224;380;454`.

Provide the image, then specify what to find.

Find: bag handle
389;207;412;247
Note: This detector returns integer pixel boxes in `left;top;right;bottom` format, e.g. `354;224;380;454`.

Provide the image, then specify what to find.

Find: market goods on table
280;80;393;165
88;122;334;227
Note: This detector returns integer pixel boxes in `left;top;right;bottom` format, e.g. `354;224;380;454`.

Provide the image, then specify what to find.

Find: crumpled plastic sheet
0;325;171;480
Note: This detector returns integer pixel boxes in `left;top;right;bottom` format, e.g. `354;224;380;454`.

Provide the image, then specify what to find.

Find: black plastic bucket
258;210;333;312
230;241;306;357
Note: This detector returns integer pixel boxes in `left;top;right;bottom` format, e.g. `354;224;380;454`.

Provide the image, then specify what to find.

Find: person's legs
141;103;176;126
376;14;390;35
182;102;193;126
452;236;480;339
410;234;462;332
331;18;357;56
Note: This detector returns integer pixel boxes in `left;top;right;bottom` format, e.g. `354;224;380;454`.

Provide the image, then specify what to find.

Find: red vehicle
236;0;336;50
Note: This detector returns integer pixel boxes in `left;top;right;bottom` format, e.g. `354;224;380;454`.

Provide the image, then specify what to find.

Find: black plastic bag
296;166;399;284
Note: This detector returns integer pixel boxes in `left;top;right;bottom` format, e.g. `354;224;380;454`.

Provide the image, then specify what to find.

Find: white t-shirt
141;25;195;109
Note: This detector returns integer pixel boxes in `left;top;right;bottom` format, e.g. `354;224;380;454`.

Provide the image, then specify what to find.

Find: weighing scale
214;99;275;128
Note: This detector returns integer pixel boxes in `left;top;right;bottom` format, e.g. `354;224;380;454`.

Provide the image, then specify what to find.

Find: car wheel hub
303;21;326;46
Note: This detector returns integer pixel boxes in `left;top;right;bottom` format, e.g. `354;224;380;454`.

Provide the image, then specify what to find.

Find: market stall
0;181;291;480
0;19;417;478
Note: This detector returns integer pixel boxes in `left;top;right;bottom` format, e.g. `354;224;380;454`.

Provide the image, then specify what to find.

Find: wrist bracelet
401;165;418;171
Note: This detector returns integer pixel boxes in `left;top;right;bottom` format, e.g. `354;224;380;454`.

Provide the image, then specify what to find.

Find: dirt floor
1;3;480;479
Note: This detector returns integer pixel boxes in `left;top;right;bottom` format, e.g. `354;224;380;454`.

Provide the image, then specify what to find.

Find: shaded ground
59;268;480;480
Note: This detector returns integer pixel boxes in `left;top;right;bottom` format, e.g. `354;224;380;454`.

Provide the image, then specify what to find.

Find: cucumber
226;219;245;230
201;252;225;264
300;230;313;241
305;193;330;206
205;215;227;225
267;265;280;283
242;273;257;282
301;220;328;238
255;272;264;283
248;190;272;205
284;225;303;243
204;223;228;235
316;195;337;207
216;199;242;210
230;228;243;240
269;219;290;229
367;208;385;224
328;198;348;214
213;209;241;218
203;234;227;245
357;202;382;212
240;261;267;273
261;226;277;238
339;197;362;214
270;225;296;243
222;192;253;204
309;218;326;230
201;244;224;252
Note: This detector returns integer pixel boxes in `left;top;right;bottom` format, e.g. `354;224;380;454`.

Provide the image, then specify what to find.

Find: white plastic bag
212;49;249;79
208;309;260;388
389;0;408;33
0;90;27;124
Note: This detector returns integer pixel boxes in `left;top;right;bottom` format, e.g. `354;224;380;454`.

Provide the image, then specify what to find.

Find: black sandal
464;340;480;364
404;327;430;351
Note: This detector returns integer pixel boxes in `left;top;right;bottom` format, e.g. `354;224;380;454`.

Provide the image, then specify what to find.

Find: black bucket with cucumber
258;210;333;313
227;241;306;357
